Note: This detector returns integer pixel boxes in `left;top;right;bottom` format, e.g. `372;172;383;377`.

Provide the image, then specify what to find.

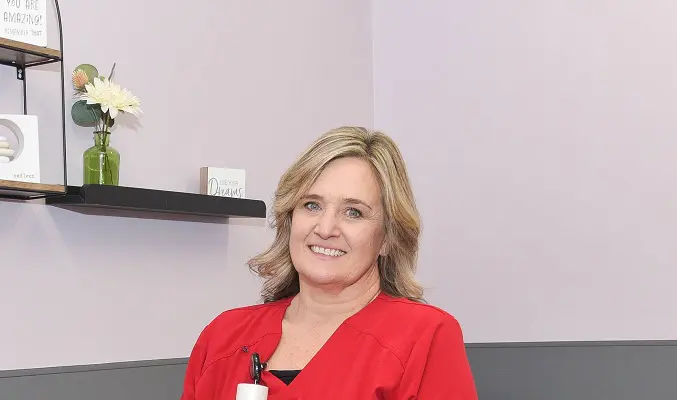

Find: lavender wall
372;1;677;343
5;0;675;375
0;0;373;371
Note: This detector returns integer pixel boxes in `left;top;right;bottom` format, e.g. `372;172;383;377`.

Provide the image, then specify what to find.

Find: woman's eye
346;208;362;218
304;201;320;211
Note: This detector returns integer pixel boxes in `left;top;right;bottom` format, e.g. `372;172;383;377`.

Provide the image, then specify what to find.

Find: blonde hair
247;126;424;303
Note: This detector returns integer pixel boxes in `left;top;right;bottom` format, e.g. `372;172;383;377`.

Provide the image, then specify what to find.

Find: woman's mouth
309;245;346;257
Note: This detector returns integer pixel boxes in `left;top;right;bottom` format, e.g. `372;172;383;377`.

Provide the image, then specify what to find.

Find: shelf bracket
16;66;24;80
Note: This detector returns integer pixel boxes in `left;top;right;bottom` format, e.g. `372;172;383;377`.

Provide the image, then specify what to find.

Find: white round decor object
0;120;24;161
0;156;10;163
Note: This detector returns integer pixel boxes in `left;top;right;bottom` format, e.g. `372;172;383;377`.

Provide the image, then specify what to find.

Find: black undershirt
269;369;302;385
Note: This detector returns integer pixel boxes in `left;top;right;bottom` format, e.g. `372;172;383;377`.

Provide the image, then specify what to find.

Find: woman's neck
288;270;381;326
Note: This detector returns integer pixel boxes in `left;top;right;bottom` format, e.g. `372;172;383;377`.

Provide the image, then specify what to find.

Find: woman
181;126;478;399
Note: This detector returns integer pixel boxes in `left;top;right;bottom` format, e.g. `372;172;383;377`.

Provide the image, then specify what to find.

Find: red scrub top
180;292;478;399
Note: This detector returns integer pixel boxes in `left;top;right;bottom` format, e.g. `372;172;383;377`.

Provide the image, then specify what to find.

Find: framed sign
0;0;47;47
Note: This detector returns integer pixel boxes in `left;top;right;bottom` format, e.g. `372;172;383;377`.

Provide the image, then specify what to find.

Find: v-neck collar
257;291;387;394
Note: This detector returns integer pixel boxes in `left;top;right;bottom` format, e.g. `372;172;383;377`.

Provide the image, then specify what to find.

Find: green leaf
73;64;98;81
71;100;101;127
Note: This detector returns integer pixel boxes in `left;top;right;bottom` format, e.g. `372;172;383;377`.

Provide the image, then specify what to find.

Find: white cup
236;383;269;400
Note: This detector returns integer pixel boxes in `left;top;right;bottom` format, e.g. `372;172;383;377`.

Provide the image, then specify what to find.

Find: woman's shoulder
205;297;291;333
345;293;466;362
374;293;461;328
191;297;291;359
207;297;291;330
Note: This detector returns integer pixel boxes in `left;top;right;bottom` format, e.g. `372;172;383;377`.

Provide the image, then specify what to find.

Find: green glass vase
83;131;120;186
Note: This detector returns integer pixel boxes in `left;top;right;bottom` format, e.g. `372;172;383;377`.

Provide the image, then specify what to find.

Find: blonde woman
181;127;477;399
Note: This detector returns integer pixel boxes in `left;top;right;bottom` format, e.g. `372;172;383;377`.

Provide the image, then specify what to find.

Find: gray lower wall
468;340;677;400
0;359;187;400
1;341;676;399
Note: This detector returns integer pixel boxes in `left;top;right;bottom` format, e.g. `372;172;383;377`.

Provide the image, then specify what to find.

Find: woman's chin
298;269;346;287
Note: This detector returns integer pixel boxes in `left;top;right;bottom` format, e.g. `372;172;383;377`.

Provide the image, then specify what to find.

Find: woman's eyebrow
302;193;373;210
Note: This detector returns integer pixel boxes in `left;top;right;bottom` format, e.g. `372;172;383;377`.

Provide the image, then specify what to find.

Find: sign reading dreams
1;0;47;47
200;167;246;199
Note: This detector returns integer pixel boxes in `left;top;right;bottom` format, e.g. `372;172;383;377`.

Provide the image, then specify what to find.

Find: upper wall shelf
0;179;66;199
44;184;267;223
0;37;62;67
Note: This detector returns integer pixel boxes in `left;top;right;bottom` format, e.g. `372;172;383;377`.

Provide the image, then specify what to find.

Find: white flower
80;77;142;119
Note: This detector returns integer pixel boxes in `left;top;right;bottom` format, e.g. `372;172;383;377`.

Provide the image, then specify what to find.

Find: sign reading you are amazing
1;0;47;47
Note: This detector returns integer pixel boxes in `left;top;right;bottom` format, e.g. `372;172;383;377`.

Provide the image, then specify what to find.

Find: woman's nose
314;211;340;238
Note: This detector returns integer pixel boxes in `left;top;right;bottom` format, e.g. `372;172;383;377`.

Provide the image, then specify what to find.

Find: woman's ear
379;238;389;257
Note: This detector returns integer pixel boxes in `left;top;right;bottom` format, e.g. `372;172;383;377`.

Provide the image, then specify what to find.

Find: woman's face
289;156;386;292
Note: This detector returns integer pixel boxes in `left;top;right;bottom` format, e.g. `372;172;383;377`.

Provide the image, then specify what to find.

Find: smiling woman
251;126;424;305
180;127;478;400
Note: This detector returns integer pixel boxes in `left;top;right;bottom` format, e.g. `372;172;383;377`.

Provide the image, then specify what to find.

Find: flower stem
104;112;111;133
108;63;116;80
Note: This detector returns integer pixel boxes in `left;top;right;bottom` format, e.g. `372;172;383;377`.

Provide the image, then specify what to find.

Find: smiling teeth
310;246;346;257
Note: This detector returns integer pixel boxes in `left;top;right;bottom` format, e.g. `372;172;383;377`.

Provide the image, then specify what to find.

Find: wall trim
3;339;675;377
3;341;676;400
0;357;188;378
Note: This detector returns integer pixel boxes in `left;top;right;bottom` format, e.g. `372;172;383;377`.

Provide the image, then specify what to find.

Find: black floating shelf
45;184;267;223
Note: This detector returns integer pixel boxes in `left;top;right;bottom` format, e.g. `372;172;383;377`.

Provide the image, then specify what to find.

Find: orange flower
72;69;89;90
